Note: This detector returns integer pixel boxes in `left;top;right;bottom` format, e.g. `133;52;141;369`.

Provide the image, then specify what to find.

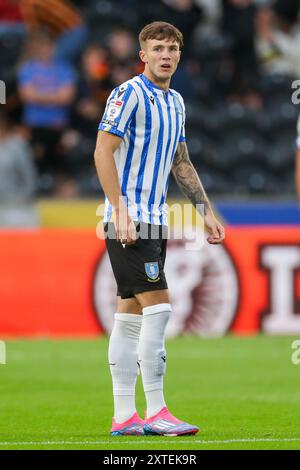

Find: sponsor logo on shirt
106;99;123;121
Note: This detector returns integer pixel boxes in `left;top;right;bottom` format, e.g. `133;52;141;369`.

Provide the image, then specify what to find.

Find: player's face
140;38;181;82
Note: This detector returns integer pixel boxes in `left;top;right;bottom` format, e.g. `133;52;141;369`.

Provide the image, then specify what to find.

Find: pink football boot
143;407;199;436
111;412;145;436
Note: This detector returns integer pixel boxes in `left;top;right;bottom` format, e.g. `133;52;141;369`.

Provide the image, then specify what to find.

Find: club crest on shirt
145;262;160;282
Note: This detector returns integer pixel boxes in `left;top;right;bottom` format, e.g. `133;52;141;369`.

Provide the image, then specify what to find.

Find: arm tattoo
172;142;211;215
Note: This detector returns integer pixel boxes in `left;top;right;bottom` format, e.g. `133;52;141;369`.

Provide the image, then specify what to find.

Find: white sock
108;313;142;423
138;303;172;418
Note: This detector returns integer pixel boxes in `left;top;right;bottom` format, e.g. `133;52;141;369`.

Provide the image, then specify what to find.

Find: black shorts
104;222;168;299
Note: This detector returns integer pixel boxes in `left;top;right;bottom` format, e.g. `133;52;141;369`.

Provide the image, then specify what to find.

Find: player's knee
136;290;170;308
117;297;142;314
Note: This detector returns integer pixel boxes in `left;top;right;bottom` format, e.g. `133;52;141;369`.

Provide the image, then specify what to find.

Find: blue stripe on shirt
121;113;137;196
135;82;152;221
147;91;164;224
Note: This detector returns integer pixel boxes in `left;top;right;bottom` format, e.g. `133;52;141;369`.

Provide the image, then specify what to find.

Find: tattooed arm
172;141;225;244
172;141;212;215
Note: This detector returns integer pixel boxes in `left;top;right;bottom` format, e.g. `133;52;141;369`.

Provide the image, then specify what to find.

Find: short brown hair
139;21;183;49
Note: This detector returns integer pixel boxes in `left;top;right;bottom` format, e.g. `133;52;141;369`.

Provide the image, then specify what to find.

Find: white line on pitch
0;438;300;446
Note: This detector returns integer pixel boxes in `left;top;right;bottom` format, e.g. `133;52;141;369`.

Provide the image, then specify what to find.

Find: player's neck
142;70;170;92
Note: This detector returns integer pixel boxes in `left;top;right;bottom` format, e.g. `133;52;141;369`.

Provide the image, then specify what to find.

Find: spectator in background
107;27;143;87
76;29;141;126
18;31;77;196
108;27;138;65
75;44;111;136
257;0;300;78
20;0;88;64
107;28;142;72
0;110;39;227
81;44;111;106
67;45;110;188
0;1;25;115
221;0;262;109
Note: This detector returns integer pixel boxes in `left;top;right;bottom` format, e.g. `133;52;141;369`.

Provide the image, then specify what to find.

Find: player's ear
139;50;147;64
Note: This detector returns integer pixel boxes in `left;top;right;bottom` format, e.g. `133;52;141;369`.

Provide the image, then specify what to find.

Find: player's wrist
204;208;215;219
113;197;128;213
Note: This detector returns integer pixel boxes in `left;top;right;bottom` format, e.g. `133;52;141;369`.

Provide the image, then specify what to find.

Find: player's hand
115;207;137;245
204;211;225;244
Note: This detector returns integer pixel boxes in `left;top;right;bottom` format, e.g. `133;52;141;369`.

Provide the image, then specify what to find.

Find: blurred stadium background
0;0;300;450
0;0;299;338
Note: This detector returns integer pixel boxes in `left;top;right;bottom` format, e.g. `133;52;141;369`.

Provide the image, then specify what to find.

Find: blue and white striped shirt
98;73;186;225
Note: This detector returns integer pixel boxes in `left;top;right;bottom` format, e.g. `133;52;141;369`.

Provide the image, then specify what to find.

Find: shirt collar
140;74;169;96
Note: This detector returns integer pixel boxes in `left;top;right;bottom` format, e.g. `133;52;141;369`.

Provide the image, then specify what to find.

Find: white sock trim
142;303;172;316
114;313;143;322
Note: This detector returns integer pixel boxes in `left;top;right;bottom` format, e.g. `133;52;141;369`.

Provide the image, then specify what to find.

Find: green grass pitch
0;336;300;450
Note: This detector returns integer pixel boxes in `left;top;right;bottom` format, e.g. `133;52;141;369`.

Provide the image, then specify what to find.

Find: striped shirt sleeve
178;95;186;143
98;83;138;138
